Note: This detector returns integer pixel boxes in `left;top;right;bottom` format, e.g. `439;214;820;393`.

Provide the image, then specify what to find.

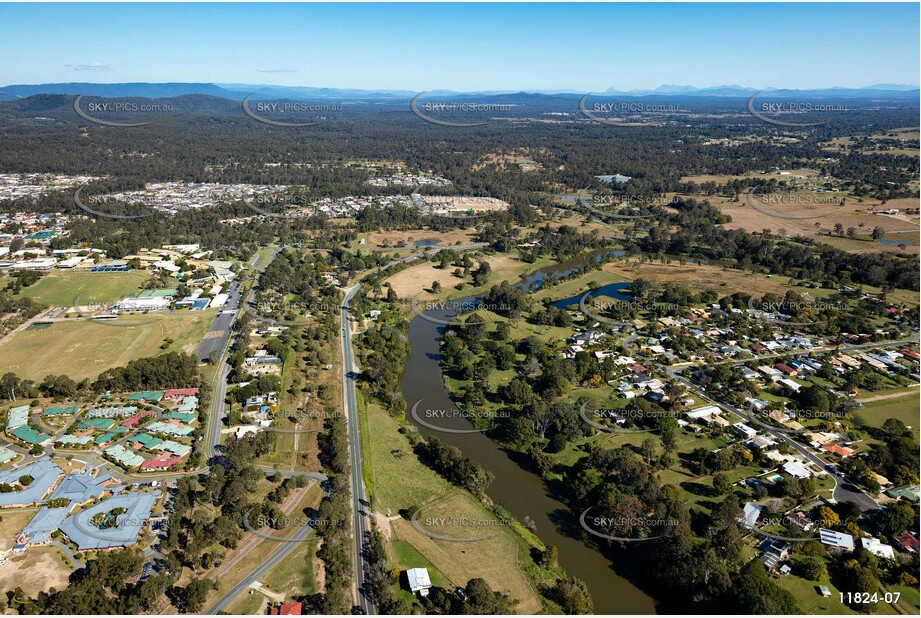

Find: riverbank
398;267;659;614
358;393;567;613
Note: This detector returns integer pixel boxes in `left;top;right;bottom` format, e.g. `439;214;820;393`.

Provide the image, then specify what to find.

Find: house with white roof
861;537;895;560
405;567;432;597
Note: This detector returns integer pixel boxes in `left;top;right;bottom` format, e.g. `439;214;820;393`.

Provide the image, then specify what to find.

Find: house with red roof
893;532;919;554
139;455;182;472
821;444;854;458
122;410;156;428
270;602;302;615
163;388;199;400
775;363;797;376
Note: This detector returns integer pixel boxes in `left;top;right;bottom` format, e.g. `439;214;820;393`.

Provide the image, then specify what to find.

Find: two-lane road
340;283;376;615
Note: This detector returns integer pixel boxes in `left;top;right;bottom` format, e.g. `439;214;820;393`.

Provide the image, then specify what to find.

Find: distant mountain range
0;82;918;102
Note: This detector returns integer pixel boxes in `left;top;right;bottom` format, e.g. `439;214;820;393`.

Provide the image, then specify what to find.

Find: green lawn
17;270;152;306
531;269;629;303
260;537;320;596
388;539;451;588
890;584;920;614
0;310;216;380
774;569;860;615
362;397;453;514
859;391;920;438
225;591;266;615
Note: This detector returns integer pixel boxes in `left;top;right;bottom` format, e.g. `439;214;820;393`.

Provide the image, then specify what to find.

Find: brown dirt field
602;260;832;297
681;169;819;184
385;254;543;300
717;198;918;242
0;510;38;551
386;262;467;298
0;546;73;598
363;229;475;249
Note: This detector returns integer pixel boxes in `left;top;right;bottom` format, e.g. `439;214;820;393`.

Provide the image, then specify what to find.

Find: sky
0;3;918;91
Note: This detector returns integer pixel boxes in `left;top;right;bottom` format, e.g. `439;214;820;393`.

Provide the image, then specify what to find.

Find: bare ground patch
602;260;829;297
0;546;73;599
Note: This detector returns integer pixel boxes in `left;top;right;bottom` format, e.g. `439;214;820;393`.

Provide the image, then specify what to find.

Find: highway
340;282;376;615
334;242;488;614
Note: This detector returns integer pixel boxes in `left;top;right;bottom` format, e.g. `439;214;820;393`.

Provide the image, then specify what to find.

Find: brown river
398;253;658;614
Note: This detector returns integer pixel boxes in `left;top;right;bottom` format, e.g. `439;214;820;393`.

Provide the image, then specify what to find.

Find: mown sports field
14;270;152;306
0;310;216;380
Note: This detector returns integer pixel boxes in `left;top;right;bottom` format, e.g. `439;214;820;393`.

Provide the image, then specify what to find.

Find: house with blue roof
59;491;160;550
19;506;70;545
49;469;111;503
0;458;63;507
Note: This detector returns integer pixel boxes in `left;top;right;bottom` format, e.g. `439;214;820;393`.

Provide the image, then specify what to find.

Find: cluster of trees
860;418;920;488
5;550;173;614
412;435;494;495
0;286;46;339
92;352;201;393
636;198;918;291
258;249;343;311
310;413;355;614
355;312;410;413
0;352;201;406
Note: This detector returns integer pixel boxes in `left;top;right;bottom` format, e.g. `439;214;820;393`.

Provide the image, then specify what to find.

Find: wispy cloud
256;68;299;74
65;62;111;71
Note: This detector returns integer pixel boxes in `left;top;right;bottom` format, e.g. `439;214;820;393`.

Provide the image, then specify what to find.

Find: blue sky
1;3;918;90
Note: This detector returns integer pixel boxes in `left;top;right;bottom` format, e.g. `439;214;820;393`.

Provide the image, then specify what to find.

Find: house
573;330;605;346
861;537;895;560
758;538;790;569
781;461;812;479
405;567;432;597
684;405;721;420
775;363;798;376
270;602;302;615
704;415;731;428
758;365;783;380
163;388;199;400
821;444;854;458
893;532;919;554
139;455;182;472
732;423;758;439
741;503;763;529
819;528;855;551
777;378;801;392
748;435;777;450
886;485;920;502
786;511;814;531
768;409;790;424
818;586;832;597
